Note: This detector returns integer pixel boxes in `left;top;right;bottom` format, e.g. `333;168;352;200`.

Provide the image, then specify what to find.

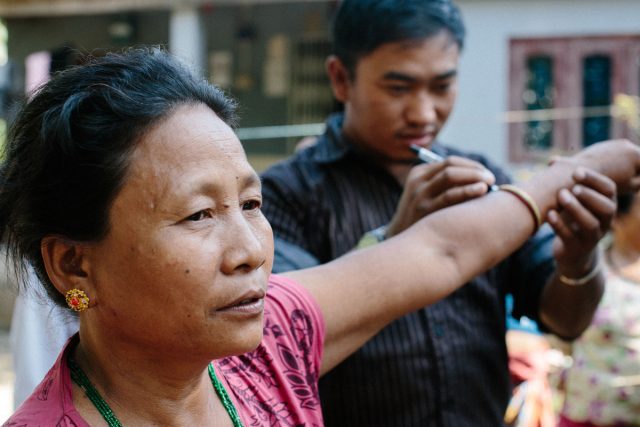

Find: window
508;35;640;162
582;55;611;146
524;56;554;150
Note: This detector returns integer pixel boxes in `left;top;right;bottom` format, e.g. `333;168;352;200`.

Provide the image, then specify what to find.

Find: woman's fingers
551;182;616;240
547;209;576;242
572;167;616;199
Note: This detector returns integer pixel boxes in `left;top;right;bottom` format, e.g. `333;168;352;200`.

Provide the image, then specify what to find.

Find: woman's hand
557;139;640;193
547;168;616;274
539;168;615;339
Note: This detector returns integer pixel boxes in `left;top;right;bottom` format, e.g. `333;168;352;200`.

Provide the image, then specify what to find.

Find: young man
260;1;607;425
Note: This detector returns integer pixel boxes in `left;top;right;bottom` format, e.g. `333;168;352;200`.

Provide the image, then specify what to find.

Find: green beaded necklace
67;355;244;427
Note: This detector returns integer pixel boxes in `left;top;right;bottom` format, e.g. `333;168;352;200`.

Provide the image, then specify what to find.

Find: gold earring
65;289;89;312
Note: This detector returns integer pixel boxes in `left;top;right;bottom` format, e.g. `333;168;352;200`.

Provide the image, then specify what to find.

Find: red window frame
508;34;640;163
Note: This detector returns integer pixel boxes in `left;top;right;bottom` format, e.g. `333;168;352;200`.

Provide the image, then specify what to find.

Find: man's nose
406;92;437;126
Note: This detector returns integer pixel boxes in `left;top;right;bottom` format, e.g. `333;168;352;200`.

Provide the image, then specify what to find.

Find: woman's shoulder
4;410;83;427
262;274;325;359
5;352;86;426
4;335;86;427
266;274;323;315
212;274;326;426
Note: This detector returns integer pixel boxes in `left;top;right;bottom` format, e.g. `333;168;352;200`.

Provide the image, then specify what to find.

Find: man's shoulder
262;142;324;176
260;147;324;197
260;135;353;192
262;113;350;181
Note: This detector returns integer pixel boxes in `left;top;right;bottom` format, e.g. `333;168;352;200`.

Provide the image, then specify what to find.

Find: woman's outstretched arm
284;139;640;375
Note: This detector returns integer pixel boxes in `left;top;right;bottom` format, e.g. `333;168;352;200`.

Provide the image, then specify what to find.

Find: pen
409;144;498;192
409;144;444;164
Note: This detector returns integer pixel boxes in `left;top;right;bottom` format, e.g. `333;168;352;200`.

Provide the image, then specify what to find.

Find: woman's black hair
0;47;238;308
331;0;466;76
617;192;636;216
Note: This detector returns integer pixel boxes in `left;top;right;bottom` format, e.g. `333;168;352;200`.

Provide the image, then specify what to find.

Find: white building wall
442;0;640;168
169;5;205;76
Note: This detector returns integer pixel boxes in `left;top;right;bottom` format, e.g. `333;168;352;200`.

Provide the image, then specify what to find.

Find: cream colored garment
562;264;640;424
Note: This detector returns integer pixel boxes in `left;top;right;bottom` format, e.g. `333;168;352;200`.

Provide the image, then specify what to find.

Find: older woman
1;48;639;426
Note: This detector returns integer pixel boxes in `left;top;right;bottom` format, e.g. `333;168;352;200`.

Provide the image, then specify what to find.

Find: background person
2;48;638;426
10;275;76;408
558;191;640;426
260;1;610;425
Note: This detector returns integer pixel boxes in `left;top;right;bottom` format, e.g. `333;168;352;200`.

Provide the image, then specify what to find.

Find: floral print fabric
561;266;640;424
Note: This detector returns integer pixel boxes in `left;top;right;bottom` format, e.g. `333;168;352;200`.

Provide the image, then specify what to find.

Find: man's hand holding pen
411;145;500;192
385;146;498;238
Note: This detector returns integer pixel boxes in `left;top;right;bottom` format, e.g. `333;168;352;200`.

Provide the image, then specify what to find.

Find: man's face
332;31;460;163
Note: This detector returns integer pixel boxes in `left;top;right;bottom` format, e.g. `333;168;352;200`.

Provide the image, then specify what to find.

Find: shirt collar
311;112;353;164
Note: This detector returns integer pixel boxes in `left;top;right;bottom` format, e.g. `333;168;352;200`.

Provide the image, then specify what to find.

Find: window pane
524;56;554;150
582;55;611;146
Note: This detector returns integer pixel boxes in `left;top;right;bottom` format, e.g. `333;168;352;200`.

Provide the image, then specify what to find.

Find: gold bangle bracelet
559;262;601;286
499;184;543;234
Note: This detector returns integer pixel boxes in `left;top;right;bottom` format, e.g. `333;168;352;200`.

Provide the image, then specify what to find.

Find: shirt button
433;324;444;337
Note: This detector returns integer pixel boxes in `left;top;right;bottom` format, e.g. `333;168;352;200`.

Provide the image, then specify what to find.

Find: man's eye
242;200;261;211
186;210;211;221
388;85;409;94
434;82;452;93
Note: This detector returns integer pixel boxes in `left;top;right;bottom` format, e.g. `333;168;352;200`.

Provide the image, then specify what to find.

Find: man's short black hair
331;0;466;76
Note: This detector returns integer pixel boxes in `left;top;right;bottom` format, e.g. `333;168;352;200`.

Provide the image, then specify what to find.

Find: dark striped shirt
260;113;555;427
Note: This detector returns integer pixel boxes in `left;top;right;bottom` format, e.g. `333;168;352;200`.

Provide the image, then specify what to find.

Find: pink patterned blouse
3;275;326;427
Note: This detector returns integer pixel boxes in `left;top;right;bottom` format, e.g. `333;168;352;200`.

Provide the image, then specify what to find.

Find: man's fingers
425;182;489;211
407;161;448;183
426;166;495;195
408;155;495;184
404;158;497;215
442;155;492;171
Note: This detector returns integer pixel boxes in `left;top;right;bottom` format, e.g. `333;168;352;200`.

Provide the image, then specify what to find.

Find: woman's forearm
289;139;640;375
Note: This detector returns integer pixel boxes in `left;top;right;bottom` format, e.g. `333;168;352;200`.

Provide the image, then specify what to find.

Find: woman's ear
326;55;351;103
41;236;93;302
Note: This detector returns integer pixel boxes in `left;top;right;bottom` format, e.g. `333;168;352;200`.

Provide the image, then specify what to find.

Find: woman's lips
226;298;263;313
217;293;265;315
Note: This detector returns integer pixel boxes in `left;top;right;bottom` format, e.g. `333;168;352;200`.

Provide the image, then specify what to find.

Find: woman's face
83;103;273;361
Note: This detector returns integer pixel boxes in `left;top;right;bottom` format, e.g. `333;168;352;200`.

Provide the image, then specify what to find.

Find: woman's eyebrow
241;172;262;191
185;171;261;196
